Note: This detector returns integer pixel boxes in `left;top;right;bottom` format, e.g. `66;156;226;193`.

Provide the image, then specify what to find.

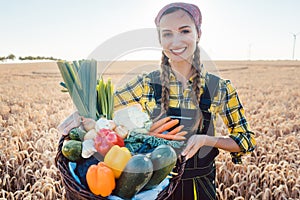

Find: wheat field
0;60;299;200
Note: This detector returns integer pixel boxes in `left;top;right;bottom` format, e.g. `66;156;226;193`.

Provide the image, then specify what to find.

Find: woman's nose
172;33;183;45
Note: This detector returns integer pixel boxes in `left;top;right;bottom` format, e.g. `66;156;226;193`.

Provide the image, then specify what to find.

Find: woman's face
159;9;199;63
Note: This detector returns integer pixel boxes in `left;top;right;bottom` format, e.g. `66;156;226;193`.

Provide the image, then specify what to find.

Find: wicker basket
55;135;187;200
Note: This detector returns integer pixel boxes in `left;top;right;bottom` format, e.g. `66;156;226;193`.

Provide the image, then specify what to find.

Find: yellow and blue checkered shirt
114;67;256;164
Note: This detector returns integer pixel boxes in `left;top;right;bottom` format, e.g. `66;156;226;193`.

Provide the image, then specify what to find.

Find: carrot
154;119;180;133
148;131;159;136
175;131;188;136
153;133;186;141
149;117;171;132
167;125;184;135
148;130;187;138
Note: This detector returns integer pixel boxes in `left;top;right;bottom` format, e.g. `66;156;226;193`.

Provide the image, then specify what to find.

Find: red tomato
94;129;125;156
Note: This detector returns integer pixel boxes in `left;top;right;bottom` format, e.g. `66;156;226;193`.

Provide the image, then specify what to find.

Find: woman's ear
157;29;162;44
197;30;202;42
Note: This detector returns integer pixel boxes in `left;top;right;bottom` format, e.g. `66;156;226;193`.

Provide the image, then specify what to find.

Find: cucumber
69;128;86;141
62;140;82;161
143;145;177;190
114;154;153;199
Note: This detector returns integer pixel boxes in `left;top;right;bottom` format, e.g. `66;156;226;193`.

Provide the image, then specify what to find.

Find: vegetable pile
61;116;180;199
58;60;186;199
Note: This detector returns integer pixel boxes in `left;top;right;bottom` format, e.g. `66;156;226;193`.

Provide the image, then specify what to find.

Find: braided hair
160;52;171;113
191;44;202;106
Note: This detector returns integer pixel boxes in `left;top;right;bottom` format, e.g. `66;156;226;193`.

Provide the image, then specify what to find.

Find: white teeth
171;47;186;53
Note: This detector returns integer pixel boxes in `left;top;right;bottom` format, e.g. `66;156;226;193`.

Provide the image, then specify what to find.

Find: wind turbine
291;32;300;60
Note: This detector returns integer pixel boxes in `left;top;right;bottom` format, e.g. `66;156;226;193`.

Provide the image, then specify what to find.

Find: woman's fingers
185;144;201;160
181;135;206;159
66;116;83;133
181;136;195;156
57;111;81;135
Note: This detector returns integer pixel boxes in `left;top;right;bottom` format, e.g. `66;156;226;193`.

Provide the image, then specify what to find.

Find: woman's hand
57;111;82;135
181;135;207;160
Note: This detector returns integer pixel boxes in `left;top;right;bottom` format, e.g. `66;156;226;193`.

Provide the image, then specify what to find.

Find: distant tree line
19;56;61;61
0;54;61;61
0;54;16;61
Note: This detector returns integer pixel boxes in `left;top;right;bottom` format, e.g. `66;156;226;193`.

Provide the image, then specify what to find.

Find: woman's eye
162;32;172;37
181;29;190;34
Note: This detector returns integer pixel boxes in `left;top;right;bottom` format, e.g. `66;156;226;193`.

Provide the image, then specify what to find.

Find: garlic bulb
84;129;97;141
82;118;96;132
81;139;97;158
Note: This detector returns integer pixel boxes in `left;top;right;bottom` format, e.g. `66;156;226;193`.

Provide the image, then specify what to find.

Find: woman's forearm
204;135;241;153
182;134;242;159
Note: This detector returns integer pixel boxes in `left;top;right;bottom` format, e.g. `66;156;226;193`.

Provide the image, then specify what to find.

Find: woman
114;2;256;200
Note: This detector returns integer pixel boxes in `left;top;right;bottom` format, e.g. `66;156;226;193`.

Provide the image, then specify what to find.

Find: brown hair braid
190;44;204;132
160;52;171;113
191;44;202;107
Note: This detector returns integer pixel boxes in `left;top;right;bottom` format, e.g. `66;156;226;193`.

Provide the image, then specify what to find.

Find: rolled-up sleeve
218;80;256;164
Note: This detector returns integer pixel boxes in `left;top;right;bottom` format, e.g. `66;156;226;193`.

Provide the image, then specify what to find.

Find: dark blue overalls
149;70;220;200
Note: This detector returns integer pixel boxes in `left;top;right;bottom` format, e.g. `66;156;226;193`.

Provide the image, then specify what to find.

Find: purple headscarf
155;2;202;35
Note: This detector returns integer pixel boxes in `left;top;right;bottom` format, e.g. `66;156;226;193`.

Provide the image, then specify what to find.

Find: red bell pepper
94;128;125;156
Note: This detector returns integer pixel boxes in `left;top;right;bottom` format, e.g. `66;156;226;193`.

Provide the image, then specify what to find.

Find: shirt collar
168;64;207;88
169;70;176;81
170;64;207;78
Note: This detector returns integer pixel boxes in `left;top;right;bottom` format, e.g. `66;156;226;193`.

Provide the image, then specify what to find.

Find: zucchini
143;145;177;190
114;154;153;199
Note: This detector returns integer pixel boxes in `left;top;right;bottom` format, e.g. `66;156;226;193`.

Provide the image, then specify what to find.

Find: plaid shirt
114;67;256;164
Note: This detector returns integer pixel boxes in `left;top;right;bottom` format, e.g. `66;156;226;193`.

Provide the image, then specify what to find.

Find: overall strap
148;70;162;105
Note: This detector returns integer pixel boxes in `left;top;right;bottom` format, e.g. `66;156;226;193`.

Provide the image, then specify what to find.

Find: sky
1;0;300;61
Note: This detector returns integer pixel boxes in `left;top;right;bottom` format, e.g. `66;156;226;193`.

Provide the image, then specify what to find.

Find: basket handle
55;135;68;168
178;155;187;164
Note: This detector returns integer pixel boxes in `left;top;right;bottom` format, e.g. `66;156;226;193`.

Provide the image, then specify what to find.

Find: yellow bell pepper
104;145;132;178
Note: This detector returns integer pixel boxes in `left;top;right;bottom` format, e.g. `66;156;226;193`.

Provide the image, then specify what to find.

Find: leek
57;60;97;120
96;77;114;120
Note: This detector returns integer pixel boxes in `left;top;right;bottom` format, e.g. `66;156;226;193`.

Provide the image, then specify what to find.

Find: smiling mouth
170;47;187;55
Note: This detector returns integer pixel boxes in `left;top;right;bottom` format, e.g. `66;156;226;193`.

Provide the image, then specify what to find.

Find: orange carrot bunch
149;117;188;140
